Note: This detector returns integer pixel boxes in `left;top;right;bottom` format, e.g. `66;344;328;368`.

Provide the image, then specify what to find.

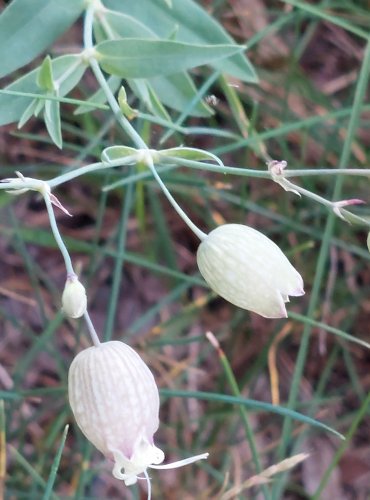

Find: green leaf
44;94;62;149
96;38;245;79
102;10;156;40
42;425;69;500
0;0;85;78
158;147;224;167
160;389;344;440
37;56;54;92
0;55;86;126
98;9;213;117
17;99;39;129
101;146;138;165
118;86;138;120
105;0;258;83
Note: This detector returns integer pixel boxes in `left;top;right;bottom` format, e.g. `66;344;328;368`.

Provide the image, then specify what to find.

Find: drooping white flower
62;275;87;319
197;224;304;318
68;341;208;494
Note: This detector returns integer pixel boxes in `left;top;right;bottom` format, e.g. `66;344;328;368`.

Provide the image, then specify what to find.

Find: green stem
83;311;101;347
104;179;134;341
44;187;101;347
47;156;138;188
284;168;370;178
278;178;335;209
83;6;146;149
43;191;74;275
145;154;207;241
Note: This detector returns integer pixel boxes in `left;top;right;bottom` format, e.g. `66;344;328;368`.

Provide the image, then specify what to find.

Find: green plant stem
83;6;146;149
42;425;69;500
83;6;208;241
43;190;101;346
43;191;74;275
145;154;207;241
284;168;370;178
84;311;101;346
47;157;137;188
104;179;134;341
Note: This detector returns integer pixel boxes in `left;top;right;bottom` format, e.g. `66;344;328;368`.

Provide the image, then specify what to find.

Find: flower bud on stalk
197;224;304;318
62;275;87;318
68;341;208;495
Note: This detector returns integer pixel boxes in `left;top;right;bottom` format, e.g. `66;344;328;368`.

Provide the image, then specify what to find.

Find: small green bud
118;86;138;120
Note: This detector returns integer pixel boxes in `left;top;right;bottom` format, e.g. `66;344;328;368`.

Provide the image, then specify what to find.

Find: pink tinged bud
62;275;87;318
68;341;161;485
197;224;304;318
332;198;365;220
68;341;209;491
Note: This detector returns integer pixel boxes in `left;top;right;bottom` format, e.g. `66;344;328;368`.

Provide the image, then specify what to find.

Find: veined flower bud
197;224;304;318
68;341;208;492
62;275;87;319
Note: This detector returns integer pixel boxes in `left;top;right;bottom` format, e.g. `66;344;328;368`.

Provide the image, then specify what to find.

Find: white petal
197;224;304;318
68;341;160;459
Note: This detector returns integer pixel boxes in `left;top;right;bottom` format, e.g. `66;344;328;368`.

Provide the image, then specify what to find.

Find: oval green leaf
105;0;258;83
96;38;245;79
0;0;85;78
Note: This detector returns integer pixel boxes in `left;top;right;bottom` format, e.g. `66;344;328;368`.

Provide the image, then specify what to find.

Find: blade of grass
280;0;369;39
104;175;134;341
206;332;271;500
159;389;344;439
42;425;69;500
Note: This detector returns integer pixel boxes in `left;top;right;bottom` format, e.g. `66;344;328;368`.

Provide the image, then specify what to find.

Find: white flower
197;224;304;318
68;341;208;494
62;275;87;319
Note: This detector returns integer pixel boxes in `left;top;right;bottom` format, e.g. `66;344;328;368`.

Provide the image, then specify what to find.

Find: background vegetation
0;0;369;498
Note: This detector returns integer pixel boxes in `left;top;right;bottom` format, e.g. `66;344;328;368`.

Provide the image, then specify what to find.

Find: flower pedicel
68;341;208;497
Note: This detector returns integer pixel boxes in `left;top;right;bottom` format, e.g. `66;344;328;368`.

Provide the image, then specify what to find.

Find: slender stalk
145;153;207;241
83;311;101;347
43;186;101;347
276;178;336;209
104;178;134;341
43;191;74;275
284;168;370;178
47;156;138;188
83;6;146;149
